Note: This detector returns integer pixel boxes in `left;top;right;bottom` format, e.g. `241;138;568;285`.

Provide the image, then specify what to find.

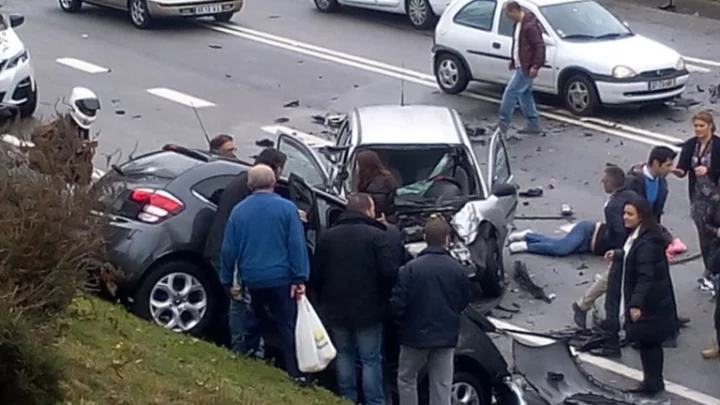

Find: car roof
453;0;574;9
352;105;465;146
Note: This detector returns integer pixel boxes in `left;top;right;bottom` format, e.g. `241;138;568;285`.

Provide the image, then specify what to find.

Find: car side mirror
9;13;25;28
542;34;556;46
491;183;517;197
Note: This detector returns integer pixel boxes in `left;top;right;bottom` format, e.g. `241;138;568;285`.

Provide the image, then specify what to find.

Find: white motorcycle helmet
68;87;100;130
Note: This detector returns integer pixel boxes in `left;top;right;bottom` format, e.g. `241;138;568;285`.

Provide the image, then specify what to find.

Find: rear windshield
119;151;202;179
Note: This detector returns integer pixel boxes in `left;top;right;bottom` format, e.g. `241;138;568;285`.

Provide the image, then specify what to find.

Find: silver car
262;104;519;303
58;0;243;29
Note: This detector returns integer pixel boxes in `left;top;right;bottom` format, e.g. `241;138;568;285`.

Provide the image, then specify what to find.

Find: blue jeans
498;68;540;133
525;220;595;257
242;285;300;378
229;290;264;358
331;324;385;405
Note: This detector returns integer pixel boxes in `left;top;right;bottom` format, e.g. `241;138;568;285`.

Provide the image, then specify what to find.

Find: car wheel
59;0;83;13
19;85;38;118
128;0;153;29
131;261;216;336
406;0;438;30
452;372;491;405
214;12;235;22
314;0;340;12
434;53;470;94
563;74;599;116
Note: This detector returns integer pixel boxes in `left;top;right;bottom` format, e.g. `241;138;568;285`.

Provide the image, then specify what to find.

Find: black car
92;144;531;405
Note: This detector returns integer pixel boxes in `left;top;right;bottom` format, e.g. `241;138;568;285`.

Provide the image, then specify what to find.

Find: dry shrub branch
0;112;109;405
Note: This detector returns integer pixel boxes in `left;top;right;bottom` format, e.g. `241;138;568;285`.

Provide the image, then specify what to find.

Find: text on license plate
196;5;223;14
648;78;676;91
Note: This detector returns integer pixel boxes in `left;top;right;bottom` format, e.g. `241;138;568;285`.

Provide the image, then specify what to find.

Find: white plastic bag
295;296;337;373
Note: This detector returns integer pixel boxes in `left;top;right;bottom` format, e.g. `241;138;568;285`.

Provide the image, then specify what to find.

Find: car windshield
355;146;479;207
540;0;632;41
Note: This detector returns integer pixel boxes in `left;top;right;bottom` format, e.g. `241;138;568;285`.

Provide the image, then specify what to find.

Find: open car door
486;130;518;222
288;172;321;252
275;129;334;192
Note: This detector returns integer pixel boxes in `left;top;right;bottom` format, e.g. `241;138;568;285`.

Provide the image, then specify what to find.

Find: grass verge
57;296;348;405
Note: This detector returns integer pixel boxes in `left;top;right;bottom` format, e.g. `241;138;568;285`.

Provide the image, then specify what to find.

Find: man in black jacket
311;193;397;405
391;217;471;405
203;148;287;354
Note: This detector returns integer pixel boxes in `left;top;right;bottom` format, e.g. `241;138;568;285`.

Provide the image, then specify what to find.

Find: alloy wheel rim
316;0;331;9
408;0;428;26
567;81;590;112
452;382;481;405
60;0;73;9
438;59;459;89
149;272;208;332
131;0;146;25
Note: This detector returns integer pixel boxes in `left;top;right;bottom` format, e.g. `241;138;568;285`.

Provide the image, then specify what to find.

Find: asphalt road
8;0;720;403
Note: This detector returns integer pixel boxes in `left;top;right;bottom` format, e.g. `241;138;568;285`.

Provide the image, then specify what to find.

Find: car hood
0;29;24;60
513;339;643;405
564;34;681;74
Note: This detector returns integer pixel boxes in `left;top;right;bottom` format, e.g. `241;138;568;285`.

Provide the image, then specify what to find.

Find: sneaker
571;302;588;329
517;126;544;135
508;229;531;242
292;376;313;388
701;344;719;359
508;241;528;254
589;346;622;358
699;277;715;292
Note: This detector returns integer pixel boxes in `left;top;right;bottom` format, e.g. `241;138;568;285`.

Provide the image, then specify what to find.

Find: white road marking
687;64;711;73
146;88;215;108
685;56;720;68
56;57;110;74
489;317;720;405
260;125;334;147
200;22;683;151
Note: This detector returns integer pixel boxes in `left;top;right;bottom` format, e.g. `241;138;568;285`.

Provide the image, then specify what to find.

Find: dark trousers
715;286;720;343
242;285;301;378
637;342;665;390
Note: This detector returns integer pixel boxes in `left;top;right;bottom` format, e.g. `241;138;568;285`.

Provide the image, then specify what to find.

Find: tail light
128;188;184;223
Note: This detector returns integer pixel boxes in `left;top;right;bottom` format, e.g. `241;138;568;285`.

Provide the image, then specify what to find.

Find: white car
432;0;689;116
0;13;37;118
313;0;453;30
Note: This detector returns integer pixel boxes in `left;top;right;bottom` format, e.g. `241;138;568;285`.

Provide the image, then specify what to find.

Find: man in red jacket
496;1;546;136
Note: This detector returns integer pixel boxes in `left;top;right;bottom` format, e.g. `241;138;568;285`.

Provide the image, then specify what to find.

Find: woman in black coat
674;110;720;291
354;150;398;221
605;197;678;396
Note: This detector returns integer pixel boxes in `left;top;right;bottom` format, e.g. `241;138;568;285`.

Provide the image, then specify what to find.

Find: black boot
589;345;622;358
572;302;588;329
636;343;665;396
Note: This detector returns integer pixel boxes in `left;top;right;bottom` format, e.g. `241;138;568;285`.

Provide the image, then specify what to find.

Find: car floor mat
512;339;640;405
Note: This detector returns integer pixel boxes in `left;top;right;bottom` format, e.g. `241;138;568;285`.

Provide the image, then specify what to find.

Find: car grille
637;68;679;79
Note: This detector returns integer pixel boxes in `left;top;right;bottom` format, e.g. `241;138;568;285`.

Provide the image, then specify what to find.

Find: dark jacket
677;135;720;200
390;247;471;349
204;171;250;270
385;222;411;268
311;212;398;327
605;227;678;344
626;164;669;223
691;176;720;275
509;12;546;76
594;187;638;254
360;174;397;217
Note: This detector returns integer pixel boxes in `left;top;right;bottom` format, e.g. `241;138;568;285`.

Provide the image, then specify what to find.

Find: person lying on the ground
508;166;636;257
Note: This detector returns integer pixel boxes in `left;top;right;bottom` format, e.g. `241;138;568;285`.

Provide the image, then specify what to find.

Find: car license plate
648;78;676;91
196;5;222;14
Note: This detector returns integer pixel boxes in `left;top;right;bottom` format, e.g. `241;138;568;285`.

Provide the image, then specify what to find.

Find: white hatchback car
313;0;452;30
432;0;689;116
0;13;36;118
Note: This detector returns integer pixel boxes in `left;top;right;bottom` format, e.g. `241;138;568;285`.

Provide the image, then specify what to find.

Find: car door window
277;135;328;188
192;174;238;206
336;121;351;147
491;135;511;185
498;7;548;37
453;0;497;31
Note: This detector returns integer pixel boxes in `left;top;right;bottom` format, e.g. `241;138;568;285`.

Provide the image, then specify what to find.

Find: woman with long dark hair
692;175;720;360
674;110;720;292
354;150;398;220
604;197;678;396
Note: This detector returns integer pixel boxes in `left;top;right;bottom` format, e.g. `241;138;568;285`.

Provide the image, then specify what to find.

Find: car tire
451;372;491;405
19;85;38;118
434;53;470;94
131;261;217;337
406;0;438;30
562;73;599;116
214;12;235;22
59;0;83;13
128;0;153;29
314;0;340;12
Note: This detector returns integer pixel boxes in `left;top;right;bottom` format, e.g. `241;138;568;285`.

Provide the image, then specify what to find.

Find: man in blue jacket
391;217;471;405
220;164;310;383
